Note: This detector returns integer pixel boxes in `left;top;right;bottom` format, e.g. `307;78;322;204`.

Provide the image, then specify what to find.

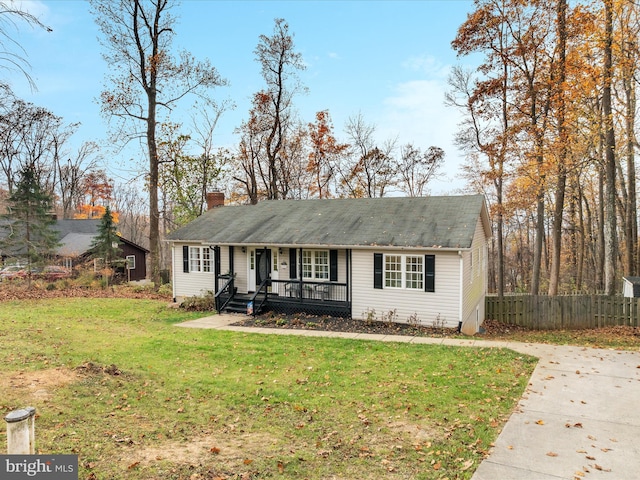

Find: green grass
0;298;536;479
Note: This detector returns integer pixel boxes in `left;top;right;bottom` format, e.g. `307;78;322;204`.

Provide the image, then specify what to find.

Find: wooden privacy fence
485;295;640;330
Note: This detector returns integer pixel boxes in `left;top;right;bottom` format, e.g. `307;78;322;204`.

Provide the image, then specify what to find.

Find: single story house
0;219;148;282
54;220;149;282
166;194;491;335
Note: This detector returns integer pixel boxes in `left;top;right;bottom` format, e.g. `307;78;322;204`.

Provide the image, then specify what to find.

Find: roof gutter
165;240;472;252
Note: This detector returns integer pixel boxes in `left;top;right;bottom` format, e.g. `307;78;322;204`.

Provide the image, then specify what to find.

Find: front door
255;248;271;287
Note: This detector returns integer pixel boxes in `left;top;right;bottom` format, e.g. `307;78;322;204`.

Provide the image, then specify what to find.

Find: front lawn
0;298;536;479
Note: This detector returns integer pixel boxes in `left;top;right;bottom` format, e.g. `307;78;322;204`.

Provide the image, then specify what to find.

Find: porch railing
214;274;235;312
268;279;348;303
249;278;270;315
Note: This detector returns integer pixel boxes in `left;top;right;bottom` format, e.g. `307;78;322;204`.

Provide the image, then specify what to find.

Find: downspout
172;243;176;303
458;251;463;332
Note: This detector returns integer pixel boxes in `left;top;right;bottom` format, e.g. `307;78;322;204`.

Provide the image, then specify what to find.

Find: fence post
4;406;36;454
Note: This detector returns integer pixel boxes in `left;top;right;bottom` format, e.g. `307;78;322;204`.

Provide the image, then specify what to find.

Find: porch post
299;248;304;301
214;246;220;292
347;249;351;304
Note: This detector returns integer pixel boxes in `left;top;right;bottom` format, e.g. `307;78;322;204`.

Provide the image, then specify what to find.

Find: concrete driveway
178;315;640;479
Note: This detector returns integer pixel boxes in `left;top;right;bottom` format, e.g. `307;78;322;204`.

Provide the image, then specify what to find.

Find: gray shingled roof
57;233;95;257
166;195;488;249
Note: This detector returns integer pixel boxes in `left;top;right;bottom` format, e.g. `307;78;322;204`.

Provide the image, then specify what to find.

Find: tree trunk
624;56;637;276
548;0;567;296
531;186;545;295
603;0;617;295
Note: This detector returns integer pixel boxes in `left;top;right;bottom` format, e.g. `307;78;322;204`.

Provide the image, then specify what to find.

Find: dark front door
255;249;271;287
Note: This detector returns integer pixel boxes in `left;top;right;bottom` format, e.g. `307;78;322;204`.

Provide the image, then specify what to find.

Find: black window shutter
373;253;383;289
330;250;338;281
183;246;189;273
289;248;297;279
425;255;435;292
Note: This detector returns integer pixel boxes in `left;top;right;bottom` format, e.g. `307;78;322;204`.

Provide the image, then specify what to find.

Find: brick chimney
206;191;225;210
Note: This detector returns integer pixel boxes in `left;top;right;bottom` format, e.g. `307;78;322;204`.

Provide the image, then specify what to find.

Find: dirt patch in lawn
1;368;79;401
116;431;280;478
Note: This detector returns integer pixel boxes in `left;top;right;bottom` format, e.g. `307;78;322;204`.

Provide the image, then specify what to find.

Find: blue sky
9;0;478;194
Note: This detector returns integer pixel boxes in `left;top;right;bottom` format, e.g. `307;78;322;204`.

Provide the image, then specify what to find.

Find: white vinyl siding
351;249;460;328
460;217;489;333
172;244;216;301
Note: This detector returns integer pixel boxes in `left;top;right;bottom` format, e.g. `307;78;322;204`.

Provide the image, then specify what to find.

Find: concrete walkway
177;315;640;479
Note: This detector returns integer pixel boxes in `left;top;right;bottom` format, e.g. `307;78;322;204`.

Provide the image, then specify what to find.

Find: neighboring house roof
53;219;101;236
166;195;490;249
1;218;148;258
53;219;100;257
58;233;96;257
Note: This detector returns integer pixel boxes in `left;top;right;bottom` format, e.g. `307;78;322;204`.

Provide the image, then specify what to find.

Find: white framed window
385;254;423;289
189;246;211;273
385;255;402;288
126;255;136;270
273;249;278;272
405;256;423;289
302;249;329;280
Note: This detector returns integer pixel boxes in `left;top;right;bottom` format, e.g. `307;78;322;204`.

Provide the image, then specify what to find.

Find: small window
302;250;313;278
385;255;402;288
188;246;211;273
202;248;211;272
314;251;329;280
405;256;423;289
189;247;201;272
273;249;278;272
126;255;135;270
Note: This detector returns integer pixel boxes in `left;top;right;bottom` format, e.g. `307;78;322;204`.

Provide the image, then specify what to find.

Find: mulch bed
233;312;466;337
232;313;540;339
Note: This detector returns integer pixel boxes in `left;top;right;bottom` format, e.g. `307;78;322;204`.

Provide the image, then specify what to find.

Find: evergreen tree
90;206;122;268
0;166;59;276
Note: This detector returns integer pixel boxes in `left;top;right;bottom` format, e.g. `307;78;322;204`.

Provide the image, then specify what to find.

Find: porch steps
219;294;265;315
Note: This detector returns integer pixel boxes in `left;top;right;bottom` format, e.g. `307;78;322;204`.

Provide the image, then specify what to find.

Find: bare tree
0;1;51;89
90;0;226;285
56;142;101;218
253;18;306;200
112;181;148;247
337;114;397;198
0;98;70;194
396;144;444;197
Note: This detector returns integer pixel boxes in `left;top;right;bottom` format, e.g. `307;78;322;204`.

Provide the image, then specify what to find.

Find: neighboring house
54;220;149;282
166;194;491;335
622;277;640;298
0;219;148;282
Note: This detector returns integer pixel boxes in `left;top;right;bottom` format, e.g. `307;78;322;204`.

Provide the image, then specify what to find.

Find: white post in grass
4;407;36;454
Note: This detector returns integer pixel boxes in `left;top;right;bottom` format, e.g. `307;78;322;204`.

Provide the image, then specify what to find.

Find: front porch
215;275;351;318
